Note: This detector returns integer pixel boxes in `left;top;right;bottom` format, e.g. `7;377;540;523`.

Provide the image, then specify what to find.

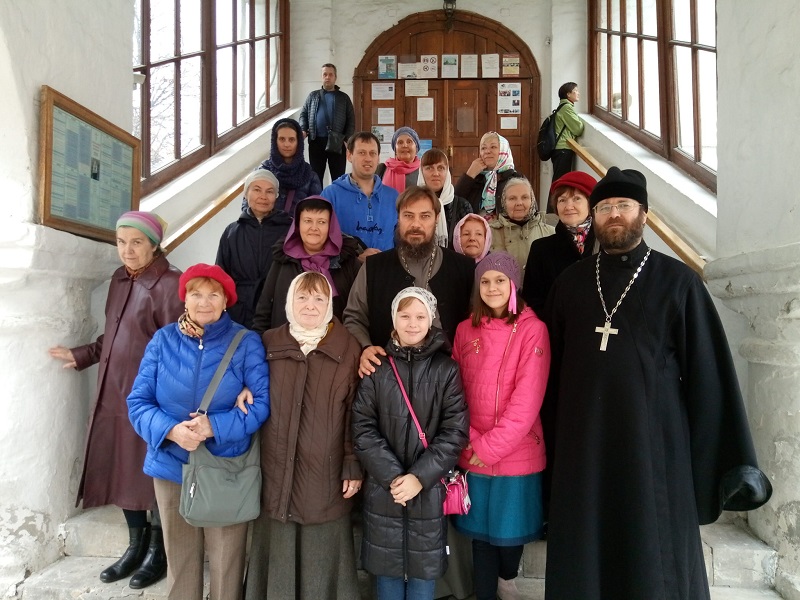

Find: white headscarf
391;286;438;329
285;272;334;355
418;167;454;249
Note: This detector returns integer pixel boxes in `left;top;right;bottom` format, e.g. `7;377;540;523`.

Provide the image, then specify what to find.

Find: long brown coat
261;318;362;524
72;255;183;510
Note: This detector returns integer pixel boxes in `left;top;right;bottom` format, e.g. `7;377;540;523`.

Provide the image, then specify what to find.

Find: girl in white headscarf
244;271;364;600
352;287;469;600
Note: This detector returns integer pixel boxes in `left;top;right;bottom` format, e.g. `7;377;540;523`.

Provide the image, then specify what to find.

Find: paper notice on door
442;54;459;78
405;80;429;97
371;82;395;101
417;97;434;122
500;117;518;130
461;54;478;78
481;54;500;78
398;62;422;79
371;126;395;143
497;82;522;115
421;55;438;78
377;107;395;125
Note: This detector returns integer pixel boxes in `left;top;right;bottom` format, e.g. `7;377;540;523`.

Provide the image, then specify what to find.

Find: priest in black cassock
542;167;772;600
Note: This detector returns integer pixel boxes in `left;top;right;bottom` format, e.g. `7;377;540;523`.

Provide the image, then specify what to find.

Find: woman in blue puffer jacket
128;263;270;600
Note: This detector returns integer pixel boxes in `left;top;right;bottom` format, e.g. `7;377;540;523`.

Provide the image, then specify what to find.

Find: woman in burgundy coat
49;211;183;589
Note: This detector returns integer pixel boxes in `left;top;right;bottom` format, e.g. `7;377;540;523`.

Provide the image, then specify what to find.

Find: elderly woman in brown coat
243;271;363;599
49;211;183;589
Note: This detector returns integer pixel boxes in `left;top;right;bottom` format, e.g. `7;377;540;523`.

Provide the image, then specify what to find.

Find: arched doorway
354;10;541;191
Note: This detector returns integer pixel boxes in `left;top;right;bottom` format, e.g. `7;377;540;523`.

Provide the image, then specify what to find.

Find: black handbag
178;329;262;527
319;91;345;154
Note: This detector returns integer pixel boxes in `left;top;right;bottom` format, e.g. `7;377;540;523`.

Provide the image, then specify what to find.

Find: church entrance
353;10;541;190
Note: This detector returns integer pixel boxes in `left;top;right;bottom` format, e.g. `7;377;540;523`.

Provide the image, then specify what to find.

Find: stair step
62;506;128;558
710;588;785;599
702;523;778;589
20;556;175;600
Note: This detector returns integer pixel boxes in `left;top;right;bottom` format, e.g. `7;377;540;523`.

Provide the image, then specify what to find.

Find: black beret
589;166;648;211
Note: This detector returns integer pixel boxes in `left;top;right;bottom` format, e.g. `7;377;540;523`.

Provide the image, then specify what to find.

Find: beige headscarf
284;272;334;355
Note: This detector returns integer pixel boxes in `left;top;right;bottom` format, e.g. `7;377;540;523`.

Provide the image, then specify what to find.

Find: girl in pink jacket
452;251;550;600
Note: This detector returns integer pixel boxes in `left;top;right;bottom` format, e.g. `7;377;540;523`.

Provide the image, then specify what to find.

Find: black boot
128;525;167;589
99;526;150;583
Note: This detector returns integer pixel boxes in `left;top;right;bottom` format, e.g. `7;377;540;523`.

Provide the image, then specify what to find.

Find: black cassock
543;242;771;600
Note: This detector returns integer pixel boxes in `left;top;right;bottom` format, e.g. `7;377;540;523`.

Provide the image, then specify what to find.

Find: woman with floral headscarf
454;132;523;220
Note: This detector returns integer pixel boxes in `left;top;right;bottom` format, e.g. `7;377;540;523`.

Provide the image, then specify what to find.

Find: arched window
133;0;288;194
590;0;716;191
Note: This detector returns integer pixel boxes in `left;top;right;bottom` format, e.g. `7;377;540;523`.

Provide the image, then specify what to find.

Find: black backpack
536;103;568;161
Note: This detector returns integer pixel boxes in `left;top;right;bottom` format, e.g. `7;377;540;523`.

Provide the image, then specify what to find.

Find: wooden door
353;10;541;191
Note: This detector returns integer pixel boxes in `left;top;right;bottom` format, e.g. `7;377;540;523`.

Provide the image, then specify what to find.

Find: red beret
549;170;598;198
179;263;238;308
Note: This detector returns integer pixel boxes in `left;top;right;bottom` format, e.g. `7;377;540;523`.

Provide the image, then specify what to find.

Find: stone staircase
19;507;782;599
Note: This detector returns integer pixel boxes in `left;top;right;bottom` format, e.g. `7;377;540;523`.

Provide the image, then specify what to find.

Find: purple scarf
282;196;343;296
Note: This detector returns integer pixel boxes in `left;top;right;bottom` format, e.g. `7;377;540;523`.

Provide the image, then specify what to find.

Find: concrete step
519;523;780;596
702;522;778;589
38;508;783;600
61;506;128;558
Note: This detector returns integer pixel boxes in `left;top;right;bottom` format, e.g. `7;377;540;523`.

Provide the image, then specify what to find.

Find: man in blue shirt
321;132;399;260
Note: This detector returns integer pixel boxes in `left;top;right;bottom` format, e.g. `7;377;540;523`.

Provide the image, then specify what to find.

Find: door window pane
150;64;177;171
625;0;638;33
269;37;281;106
180;0;202;53
269;0;281;34
598;34;608;109
625;37;640;125
610;35;622;116
674;45;694;155
255;0;267;36
255;39;266;111
598;0;608;28
697;0;716;46
236;44;252;124
180;58;202;154
698;50;717;170
216;0;233;45
150;1;175;61
217;47;234;133
672;0;691;41
236;0;250;40
642;40;661;136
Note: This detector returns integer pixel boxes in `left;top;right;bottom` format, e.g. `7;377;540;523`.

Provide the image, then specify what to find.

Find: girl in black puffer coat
352;287;469;600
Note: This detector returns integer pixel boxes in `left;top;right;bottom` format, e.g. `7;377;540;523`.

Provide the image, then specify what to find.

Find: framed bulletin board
38;85;141;244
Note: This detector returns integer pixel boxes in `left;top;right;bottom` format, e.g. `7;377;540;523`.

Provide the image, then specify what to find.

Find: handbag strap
389;356;428;449
319;89;335;134
282;188;296;212
195;329;247;415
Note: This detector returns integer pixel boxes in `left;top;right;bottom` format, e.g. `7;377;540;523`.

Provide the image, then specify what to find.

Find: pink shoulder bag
388;356;471;515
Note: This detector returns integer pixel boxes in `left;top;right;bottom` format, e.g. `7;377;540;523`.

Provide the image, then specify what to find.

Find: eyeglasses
593;201;640;216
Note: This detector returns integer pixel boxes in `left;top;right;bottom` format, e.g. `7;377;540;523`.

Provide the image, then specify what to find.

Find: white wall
0;1;132;592
716;4;800;256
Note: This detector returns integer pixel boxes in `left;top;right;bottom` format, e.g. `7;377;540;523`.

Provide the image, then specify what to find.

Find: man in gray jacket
299;63;356;184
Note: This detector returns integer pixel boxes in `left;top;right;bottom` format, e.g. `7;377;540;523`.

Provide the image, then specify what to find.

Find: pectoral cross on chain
595;320;618;351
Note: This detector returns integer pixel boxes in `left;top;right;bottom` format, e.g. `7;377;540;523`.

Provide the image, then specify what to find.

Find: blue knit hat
391;127;421;153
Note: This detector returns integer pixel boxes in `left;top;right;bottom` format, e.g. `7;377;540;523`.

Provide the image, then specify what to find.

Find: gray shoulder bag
178;329;262;527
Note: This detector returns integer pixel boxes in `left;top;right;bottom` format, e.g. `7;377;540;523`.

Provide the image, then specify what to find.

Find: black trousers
548;148;576;212
308;135;347;184
472;539;524;600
